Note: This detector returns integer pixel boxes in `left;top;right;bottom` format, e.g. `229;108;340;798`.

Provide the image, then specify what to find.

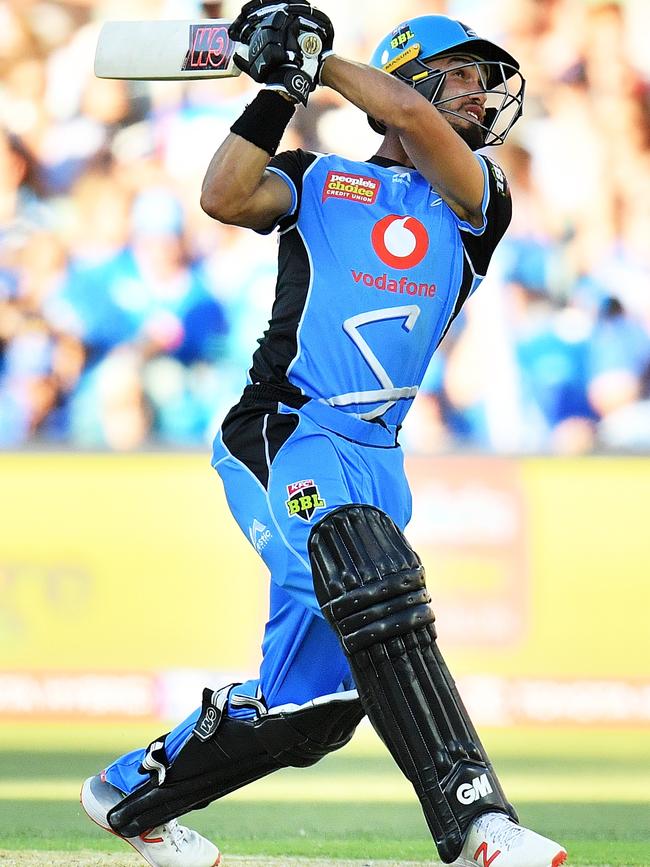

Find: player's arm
201;3;333;231
321;56;485;226
201;3;335;231
200;126;293;231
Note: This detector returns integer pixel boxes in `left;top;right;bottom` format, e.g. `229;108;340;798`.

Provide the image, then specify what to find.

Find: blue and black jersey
218;149;511;485
247;149;511;428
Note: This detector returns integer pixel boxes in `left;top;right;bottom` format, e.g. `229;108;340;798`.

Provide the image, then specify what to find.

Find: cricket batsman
82;3;568;866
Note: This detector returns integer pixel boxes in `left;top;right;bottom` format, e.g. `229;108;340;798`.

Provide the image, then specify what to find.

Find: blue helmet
368;15;525;147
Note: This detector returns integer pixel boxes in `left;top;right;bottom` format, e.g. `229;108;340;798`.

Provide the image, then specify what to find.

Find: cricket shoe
81;773;221;867
453;811;567;867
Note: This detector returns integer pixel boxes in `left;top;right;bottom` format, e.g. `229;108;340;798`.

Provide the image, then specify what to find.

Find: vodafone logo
371;215;429;270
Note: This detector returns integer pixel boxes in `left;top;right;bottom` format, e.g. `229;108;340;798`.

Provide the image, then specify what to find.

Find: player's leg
231;578;355;715
83;585;361;858
88;416;364;842
100;573;354;799
93;584;362;840
97;408;337;797
309;504;567;867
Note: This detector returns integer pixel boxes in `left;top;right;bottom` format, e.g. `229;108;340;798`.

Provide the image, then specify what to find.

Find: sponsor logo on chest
349;214;437;299
351;270;436;298
322;171;380;205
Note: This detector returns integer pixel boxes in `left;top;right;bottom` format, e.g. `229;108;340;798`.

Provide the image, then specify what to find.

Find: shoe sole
80;777;222;867
456;839;568;867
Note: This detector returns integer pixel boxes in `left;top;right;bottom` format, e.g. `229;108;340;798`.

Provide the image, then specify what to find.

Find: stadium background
1;0;649;749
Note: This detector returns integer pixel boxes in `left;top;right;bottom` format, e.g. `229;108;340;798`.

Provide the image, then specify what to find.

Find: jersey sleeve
437;156;513;344
256;148;318;235
459;154;512;278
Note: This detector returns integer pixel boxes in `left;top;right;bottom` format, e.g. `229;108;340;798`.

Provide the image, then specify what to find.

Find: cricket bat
94;19;243;80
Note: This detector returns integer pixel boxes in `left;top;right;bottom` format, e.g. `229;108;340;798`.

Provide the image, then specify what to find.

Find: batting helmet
368;15;525;147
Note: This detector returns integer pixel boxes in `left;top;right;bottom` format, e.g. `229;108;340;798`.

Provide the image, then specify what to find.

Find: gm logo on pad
456;773;494;805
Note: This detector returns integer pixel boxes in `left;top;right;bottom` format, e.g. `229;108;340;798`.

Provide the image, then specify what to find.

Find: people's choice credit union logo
322;171;380;205
371;214;429;269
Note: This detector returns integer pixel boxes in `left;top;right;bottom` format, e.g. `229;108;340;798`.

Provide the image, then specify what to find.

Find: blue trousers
106;400;411;794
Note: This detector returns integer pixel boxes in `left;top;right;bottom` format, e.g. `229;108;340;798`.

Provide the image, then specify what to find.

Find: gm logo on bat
182;24;233;70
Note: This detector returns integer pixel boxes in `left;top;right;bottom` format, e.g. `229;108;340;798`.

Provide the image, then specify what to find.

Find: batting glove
230;1;334;105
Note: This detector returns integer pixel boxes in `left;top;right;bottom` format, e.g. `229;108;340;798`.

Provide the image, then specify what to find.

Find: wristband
230;89;296;156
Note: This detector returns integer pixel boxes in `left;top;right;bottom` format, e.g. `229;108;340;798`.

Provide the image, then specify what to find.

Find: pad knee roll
309;505;516;863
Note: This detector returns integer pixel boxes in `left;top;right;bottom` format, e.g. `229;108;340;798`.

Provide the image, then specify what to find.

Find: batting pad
107;686;363;838
309;504;516;863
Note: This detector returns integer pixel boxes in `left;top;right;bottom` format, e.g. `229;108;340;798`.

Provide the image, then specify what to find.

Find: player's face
429;54;488;150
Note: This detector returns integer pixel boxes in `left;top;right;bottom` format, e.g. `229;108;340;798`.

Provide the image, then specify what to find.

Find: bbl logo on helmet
390;23;415;50
285;479;327;522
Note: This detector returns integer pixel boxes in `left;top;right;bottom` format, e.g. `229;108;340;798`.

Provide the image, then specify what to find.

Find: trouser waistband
281;399;399;447
242;383;400;447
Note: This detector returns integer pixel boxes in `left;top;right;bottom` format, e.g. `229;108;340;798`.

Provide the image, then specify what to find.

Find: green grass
1;799;648;864
0;724;648;865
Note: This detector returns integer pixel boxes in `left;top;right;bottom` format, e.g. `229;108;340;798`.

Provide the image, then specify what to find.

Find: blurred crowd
1;0;650;452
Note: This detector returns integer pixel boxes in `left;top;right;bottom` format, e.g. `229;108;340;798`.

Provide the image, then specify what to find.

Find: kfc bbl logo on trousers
285;479;326;521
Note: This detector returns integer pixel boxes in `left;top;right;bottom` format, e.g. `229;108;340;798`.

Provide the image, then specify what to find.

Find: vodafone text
351;269;437;298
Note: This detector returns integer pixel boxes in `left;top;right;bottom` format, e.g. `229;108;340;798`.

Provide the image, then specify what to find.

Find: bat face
95;19;242;81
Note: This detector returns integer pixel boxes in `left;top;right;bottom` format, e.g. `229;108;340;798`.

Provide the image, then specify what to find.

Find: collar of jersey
367;155;413;172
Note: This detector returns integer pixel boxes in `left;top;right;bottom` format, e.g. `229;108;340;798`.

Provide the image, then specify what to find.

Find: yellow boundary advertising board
0;454;648;724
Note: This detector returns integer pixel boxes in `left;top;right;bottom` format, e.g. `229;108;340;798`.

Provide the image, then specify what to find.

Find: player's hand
230;1;328;47
229;0;290;46
230;1;334;106
232;9;307;102
293;6;335;85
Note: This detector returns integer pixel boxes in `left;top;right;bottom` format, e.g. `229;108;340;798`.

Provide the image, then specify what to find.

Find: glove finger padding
233;11;313;105
230;1;317;46
228;0;276;44
295;8;333;49
231;16;303;104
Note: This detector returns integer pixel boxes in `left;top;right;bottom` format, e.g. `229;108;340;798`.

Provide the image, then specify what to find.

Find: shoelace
475;813;527;850
156;819;189;853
